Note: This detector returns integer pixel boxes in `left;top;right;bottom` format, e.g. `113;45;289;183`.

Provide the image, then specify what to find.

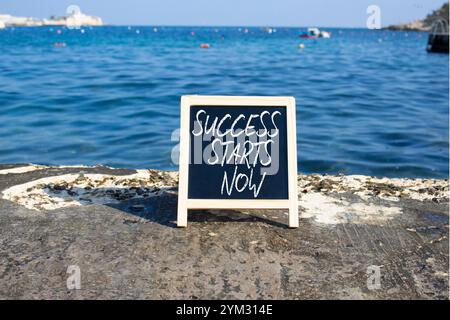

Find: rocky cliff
386;2;449;32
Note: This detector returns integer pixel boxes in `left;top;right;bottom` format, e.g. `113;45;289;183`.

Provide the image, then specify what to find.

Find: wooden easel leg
177;206;187;228
288;203;299;228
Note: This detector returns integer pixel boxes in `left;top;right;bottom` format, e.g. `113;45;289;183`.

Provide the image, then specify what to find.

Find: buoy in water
200;43;210;49
54;42;67;47
298;43;305;49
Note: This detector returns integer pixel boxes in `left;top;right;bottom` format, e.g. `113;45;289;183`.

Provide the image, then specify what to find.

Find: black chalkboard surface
177;95;298;228
188;105;289;199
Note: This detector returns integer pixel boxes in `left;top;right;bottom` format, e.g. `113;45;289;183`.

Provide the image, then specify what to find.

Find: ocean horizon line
3;24;386;30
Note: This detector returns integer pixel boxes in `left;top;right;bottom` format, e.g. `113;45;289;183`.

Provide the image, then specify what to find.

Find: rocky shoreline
0;164;448;299
385;3;449;32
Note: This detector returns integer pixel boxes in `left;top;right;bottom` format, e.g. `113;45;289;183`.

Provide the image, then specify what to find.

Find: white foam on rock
298;174;448;202
1;165;446;222
0;165;45;175
0;164;100;175
2;170;176;211
299;192;402;225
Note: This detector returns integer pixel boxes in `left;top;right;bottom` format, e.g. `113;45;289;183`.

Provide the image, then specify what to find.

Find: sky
0;0;447;27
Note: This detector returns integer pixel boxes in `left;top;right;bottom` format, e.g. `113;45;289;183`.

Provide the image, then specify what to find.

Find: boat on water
427;19;449;53
0;21;6;29
300;27;331;39
262;27;276;34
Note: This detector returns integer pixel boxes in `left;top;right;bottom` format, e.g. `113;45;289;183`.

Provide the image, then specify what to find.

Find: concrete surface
0;164;448;299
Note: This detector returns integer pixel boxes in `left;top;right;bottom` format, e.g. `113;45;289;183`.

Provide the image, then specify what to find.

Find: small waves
0;27;448;177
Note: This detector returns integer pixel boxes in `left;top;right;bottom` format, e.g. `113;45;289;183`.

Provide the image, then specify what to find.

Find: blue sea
0;26;448;178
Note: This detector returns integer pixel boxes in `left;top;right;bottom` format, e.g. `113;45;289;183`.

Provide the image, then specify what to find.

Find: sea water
0;26;448;178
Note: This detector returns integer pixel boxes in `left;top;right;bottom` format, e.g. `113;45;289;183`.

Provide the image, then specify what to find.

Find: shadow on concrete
43;185;288;229
107;193;289;229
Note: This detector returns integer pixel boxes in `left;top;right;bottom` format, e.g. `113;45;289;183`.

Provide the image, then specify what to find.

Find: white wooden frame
177;95;298;228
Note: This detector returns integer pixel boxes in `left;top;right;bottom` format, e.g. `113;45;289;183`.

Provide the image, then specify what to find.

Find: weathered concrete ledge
0;164;448;299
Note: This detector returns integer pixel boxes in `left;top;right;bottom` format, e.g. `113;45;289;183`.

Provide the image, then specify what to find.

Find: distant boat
0;21;6;29
262;27;276;34
300;27;331;39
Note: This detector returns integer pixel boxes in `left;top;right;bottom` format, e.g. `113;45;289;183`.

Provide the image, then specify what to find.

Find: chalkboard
188;106;289;199
177;96;298;228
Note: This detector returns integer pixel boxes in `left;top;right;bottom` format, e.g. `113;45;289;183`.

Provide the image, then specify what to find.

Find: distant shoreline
1;24;425;31
384;2;448;32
